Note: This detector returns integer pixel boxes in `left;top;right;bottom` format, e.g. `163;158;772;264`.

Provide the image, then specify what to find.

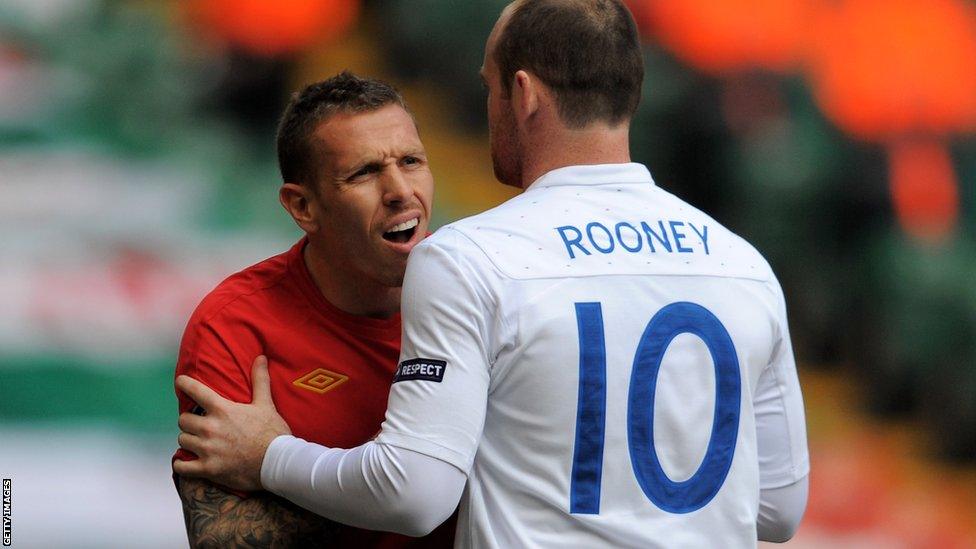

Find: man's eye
351;166;377;179
403;156;419;165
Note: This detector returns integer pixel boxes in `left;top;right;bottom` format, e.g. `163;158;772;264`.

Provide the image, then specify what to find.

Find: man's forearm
176;474;340;548
262;437;464;537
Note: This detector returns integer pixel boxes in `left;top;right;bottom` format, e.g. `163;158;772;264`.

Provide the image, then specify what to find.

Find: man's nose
382;167;413;206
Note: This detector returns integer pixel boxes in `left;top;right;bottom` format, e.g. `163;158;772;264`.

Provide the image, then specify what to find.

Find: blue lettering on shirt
689;223;709;255
586;222;615;254
669;221;693;253
556;225;593;259
615;222;643;252
641;221;672;253
555;220;711;260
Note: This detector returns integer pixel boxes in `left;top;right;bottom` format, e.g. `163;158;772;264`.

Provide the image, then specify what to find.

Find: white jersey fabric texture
263;163;809;548
377;163;808;548
261;436;465;536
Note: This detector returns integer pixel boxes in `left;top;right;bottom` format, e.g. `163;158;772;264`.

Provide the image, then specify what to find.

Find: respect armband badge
394;358;447;383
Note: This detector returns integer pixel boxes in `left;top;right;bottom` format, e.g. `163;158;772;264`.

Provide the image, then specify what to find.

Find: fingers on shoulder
178;412;209;435
176;375;225;412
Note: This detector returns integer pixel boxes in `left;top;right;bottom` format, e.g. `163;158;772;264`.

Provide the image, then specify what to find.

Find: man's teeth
388;218;419;233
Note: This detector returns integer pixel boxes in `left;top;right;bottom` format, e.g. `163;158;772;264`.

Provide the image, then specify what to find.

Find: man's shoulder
176;243;301;381
651;187;776;276
188;243;299;328
441;191;537;233
420;193;537;255
422;183;776;284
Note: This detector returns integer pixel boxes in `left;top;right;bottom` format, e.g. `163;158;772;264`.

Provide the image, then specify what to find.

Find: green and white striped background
0;150;295;547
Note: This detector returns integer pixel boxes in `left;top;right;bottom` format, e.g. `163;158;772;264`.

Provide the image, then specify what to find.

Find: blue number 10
570;301;741;515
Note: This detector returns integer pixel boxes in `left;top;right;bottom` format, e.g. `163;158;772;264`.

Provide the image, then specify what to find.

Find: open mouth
382;217;419;244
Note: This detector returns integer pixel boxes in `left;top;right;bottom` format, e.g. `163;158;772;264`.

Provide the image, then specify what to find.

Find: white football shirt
376;163;809;548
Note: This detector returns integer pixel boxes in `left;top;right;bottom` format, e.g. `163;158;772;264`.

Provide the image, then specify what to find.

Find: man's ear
279;183;319;233
512;69;540;125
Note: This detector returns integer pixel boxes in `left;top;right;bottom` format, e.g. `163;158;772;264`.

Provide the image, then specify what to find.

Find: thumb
250;355;273;406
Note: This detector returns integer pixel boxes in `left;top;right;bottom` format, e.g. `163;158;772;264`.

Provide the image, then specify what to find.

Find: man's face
308;104;434;287
482;9;522;188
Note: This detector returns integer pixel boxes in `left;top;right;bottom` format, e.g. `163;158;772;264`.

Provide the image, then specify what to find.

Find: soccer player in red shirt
173;72;454;548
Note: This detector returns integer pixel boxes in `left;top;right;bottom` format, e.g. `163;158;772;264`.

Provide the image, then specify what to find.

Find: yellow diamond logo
293;368;349;394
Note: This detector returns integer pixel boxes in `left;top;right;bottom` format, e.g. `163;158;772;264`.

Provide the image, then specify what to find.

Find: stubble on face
484;4;525;188
309;106;433;290
490;107;522;188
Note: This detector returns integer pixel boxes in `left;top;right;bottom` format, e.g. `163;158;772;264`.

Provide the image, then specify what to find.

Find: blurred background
1;0;974;546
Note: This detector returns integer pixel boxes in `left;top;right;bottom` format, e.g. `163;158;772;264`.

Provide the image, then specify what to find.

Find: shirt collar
526;162;654;191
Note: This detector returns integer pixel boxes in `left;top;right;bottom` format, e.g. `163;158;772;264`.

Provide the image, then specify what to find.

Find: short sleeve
375;231;494;473
173;317;253;462
754;280;810;489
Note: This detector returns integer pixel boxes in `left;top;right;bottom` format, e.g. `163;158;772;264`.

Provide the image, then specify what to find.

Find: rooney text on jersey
555;220;710;259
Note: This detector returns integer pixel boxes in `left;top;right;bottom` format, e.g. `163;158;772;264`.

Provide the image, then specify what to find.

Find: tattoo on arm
177;475;342;548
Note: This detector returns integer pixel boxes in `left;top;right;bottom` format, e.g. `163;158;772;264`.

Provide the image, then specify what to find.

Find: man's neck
303;243;401;319
519;124;631;189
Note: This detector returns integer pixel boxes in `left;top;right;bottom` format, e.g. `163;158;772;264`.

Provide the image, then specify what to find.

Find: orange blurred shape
185;0;360;57
630;0;814;74
803;447;894;532
887;491;976;549
809;0;976;140
888;140;959;244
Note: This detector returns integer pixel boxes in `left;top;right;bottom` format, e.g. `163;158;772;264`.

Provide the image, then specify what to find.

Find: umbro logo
293;368;349;394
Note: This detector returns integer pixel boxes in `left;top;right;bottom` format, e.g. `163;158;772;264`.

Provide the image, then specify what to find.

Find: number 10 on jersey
570;301;741;515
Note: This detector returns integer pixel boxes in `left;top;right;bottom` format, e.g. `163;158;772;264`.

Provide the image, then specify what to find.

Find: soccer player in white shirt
175;1;810;546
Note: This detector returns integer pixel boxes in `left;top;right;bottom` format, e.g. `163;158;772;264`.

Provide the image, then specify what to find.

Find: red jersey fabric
174;237;454;548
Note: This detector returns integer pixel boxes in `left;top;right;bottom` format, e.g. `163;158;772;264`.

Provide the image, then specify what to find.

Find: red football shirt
174;237;454;547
